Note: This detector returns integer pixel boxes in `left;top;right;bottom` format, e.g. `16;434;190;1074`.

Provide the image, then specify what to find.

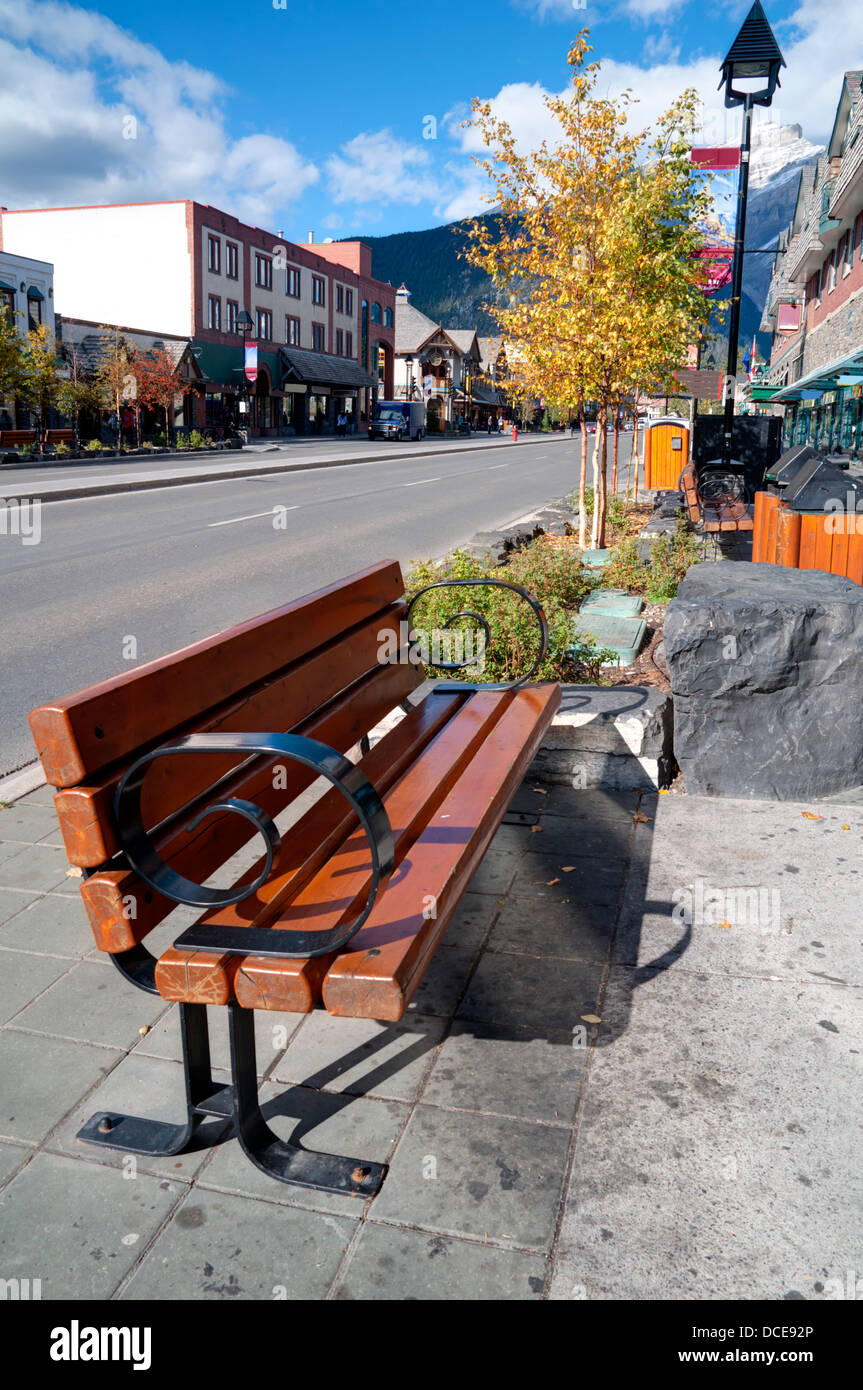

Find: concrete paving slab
0;1030;120;1144
511;852;625;906
422;1022;585;1125
548;966;863;1300
0;1152;181;1300
457;951;606;1033
372;1104;570;1250
335;1221;547;1300
120;1186;358;1301
0;844;72;892
488;897;616;962
0;891;94;957
0;950;73;1024
0;804;64;841
438;891;500;951
0;888;39;923
273;1012;446;1102
405;946;481;1019
14;960;170;1048
0;1140;33;1188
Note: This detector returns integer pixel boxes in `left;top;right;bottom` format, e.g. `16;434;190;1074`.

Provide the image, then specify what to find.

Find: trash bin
644;417;690;491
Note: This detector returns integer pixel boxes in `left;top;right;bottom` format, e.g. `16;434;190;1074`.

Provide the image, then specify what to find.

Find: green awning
191;339;282;391
26;286;44;300
749;386;780;401
0;278;15;292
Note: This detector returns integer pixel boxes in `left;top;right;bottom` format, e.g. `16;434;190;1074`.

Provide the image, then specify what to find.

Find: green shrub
188;429;206;449
85;439;102;453
55;441;70;456
603;517;700;603
406;545;612;685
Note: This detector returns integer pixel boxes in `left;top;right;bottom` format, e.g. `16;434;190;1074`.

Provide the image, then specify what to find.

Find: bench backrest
0;430;37;446
679;461;702;525
29;560;421;952
45;429;75;444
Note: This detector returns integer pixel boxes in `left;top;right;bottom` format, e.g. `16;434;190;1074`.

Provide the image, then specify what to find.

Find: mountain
359;122;823;358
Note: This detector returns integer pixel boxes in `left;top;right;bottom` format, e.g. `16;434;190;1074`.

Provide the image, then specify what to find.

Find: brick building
0;201;395;437
761;72;863;453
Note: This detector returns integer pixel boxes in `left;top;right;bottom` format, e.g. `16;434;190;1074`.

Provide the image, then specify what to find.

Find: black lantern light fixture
717;2;785;470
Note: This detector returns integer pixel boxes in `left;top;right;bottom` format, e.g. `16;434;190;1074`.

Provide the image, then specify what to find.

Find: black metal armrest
114;732;394;959
405;577;549;690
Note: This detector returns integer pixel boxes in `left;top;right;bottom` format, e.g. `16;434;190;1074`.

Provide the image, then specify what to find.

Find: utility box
644;417;690;491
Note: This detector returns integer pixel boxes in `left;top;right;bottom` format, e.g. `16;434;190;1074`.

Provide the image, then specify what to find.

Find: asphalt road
0;433;635;777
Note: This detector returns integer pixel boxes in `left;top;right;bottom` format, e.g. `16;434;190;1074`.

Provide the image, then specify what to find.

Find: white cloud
325;129;438;206
0;0;318;223
513;0;689;22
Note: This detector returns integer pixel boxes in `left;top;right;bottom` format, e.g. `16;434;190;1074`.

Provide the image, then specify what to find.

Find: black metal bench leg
227;1002;386;1198
77;1003;233;1157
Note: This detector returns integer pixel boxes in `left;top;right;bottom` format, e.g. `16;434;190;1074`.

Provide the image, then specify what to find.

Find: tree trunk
611;414;620;496
578;398;588;550
629;394;640;502
596;405;608;549
590;412;602;550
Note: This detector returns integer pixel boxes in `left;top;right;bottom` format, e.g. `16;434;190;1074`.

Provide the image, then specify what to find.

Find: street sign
244;341;258;383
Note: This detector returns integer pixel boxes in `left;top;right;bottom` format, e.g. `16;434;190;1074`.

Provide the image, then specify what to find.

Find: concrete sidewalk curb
0;437;540;505
0;761;46;803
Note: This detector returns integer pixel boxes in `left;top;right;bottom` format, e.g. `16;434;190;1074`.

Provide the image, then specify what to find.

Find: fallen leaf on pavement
801;812;823;821
633;811;651;823
717;919;732;930
580;1014;602;1024
65;866;83;878
561;866;575;872
547;878;560;886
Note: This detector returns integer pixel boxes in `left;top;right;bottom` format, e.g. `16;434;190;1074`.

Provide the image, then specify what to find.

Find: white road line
208;506;299;528
402;477;440;487
487;463;508;470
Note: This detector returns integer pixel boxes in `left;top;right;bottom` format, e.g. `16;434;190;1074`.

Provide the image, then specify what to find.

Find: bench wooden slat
29;559;405;787
157;690;510;1011
321;684;561;1020
81;661;422;953
54;603;415;867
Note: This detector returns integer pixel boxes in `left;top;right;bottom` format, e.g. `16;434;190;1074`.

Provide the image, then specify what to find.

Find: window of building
312;276;326;307
335;328;344;355
345;331;353;358
313;322;325;352
256;254;273;290
383;306;393;328
370;301;382;324
285;315;300;346
226;242;238;279
828;247;838;292
0;287;14;320
843;228;854;275
207;295;221;331
256;308;272;340
336;284;344;314
226;300;239;334
208;235;221;273
26;293;43;331
345;289;353;315
287;266;301;298
856;211;863;262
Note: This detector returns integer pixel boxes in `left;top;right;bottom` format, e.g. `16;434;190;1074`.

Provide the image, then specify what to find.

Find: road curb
0;437;538;505
0;762;47;804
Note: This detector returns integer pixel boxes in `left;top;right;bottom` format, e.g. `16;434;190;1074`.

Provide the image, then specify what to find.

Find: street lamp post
237;308;253;436
718;2;785;469
405;353;414;400
462;354;474;431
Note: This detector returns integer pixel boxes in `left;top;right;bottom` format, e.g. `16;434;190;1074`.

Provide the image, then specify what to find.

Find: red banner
691;146;740;170
693;246;734;294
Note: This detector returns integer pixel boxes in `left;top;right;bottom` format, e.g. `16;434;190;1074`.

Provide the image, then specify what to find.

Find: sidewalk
0;774;858;1300
0;433;542;505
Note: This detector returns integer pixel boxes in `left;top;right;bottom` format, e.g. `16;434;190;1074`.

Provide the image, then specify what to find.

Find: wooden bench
45;429;75;446
679;460;754;533
29;560;559;1197
0;429;37;449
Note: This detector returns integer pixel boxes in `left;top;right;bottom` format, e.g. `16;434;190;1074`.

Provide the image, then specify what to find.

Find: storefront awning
192;340;281;392
26;286;44;300
280;347;375;391
772;347;863;400
0;278;15;292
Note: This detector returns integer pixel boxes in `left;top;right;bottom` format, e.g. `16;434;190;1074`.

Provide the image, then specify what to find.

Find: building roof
394;300;441;354
280;346;375;389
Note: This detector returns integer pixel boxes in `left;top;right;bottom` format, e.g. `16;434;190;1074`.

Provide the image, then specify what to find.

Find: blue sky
0;0;857;241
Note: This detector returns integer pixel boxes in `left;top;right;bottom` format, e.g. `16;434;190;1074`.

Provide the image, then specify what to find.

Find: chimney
307;231;315;244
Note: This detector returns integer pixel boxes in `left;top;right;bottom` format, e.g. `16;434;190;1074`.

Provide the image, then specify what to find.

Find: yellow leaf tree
462;31;713;546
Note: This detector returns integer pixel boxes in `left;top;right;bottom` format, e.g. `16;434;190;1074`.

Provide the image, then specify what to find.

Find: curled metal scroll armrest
114;732;394;957
405;577;549;689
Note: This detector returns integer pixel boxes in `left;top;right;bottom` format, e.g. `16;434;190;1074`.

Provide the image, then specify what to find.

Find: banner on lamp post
244;340;258;383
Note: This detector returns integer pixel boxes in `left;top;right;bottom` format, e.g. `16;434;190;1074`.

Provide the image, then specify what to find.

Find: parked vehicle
368;400;426;441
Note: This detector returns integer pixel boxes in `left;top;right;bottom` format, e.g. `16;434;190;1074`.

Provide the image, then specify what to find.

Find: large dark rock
665;562;863;799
